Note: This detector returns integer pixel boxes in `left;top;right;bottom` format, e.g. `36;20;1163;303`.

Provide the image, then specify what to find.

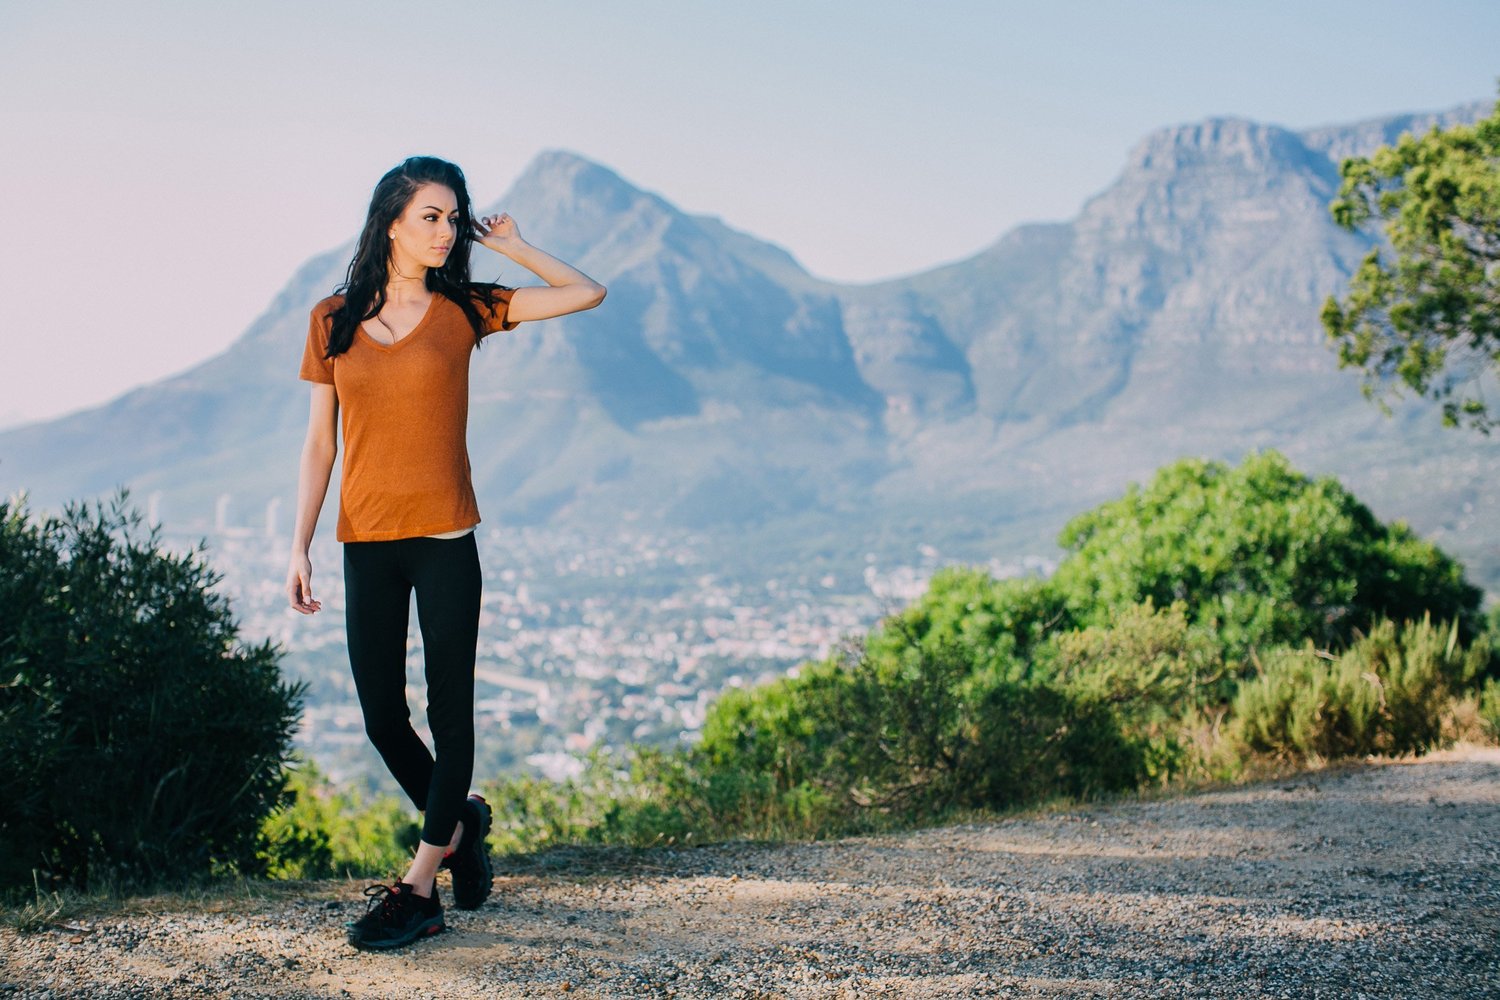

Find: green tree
1049;450;1483;659
1321;95;1500;433
0;492;303;893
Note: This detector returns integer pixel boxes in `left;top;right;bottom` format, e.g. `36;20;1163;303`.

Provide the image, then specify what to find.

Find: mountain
3;105;1497;594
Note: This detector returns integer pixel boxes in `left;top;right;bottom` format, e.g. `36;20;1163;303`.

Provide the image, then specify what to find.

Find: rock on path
3;745;1498;998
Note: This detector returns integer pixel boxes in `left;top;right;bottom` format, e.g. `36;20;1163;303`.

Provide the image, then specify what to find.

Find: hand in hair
469;210;607;321
474;213;521;252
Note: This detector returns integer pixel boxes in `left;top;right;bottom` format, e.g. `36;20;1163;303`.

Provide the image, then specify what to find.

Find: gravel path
4;745;1498;999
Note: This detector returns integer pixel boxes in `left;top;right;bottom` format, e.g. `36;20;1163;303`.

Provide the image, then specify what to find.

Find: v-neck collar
355;293;441;352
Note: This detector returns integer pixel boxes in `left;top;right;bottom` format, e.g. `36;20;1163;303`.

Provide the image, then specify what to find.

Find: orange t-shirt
298;284;519;542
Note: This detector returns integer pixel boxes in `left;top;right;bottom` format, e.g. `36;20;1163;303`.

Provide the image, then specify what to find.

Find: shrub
477;746;782;853
457;456;1494;856
694;621;1143;829
835;628;984;814
1039;598;1234;782
1478;678;1500;742
864;569;1072;684
966;681;1145;805
1487;604;1500;681
1050;450;1483;659
483;752;642;855
1229;614;1488;762
1229;645;1382;761
695;652;854;797
1043;598;1232;714
256;756;417;879
0;492;302;893
689;629;983;828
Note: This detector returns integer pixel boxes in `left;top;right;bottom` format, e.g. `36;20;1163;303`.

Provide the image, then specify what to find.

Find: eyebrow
420;205;459;212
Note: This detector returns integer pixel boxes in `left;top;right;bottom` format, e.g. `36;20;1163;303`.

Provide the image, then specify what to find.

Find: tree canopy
1321;95;1500;433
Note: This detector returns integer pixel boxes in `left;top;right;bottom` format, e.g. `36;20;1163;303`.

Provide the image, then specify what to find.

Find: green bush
832;628;981;814
691;630;978;829
1038;598;1234;782
864;569;1073;684
0;492;302;893
595;745;831;846
696;651;855;797
257;756;417;879
483;752;640;855
966;680;1145;804
1042;598;1232;714
1478;677;1500;741
1050;450;1483;659
1230;645;1382;761
1229;614;1488;762
479;746;756;853
473;619;1148;855
1487;604;1500;680
694;621;1144;829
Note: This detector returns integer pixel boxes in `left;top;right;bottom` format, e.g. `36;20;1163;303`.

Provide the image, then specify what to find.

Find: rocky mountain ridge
2;101;1496;591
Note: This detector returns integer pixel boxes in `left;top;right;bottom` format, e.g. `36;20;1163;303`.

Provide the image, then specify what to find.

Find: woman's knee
427;717;475;758
363;714;416;751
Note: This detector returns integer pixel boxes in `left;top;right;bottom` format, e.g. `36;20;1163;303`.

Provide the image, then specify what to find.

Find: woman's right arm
286;382;339;614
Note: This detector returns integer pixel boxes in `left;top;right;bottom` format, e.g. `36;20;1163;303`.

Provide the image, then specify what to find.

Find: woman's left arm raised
474;212;606;322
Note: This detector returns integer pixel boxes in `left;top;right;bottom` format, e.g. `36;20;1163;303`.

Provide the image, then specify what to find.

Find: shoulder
311;293;347;319
306;295;348;344
462;282;519;328
446;283;518;329
459;282;515;302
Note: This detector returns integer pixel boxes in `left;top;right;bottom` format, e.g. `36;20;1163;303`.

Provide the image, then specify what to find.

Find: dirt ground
4;744;1498;998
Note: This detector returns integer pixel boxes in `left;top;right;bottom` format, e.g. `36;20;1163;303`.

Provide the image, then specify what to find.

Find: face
387;183;459;272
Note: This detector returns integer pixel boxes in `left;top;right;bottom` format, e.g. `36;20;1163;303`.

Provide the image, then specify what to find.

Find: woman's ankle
444;820;464;856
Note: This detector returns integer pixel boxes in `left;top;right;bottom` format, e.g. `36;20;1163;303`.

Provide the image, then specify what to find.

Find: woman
285;155;605;950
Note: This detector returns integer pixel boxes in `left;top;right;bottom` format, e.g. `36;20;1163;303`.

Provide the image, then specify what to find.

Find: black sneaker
440;794;493;910
345;881;445;950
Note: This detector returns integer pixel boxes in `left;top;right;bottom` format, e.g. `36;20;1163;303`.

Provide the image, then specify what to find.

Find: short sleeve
475;284;520;335
298;299;338;384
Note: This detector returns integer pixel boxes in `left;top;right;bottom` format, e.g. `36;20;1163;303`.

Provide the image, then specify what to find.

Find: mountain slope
3;102;1496;591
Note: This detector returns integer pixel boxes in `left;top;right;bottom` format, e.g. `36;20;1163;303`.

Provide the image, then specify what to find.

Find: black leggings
343;532;481;848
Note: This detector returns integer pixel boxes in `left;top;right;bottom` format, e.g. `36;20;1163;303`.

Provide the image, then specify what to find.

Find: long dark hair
325;156;503;357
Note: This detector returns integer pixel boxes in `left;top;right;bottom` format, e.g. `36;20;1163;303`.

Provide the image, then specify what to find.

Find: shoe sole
452;795;494;911
347;914;446;950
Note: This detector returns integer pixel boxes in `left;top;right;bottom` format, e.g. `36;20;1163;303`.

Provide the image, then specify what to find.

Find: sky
0;0;1497;428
